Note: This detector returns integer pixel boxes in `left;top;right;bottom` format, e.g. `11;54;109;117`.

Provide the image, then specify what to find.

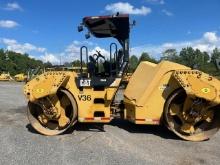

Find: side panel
24;71;71;102
124;60;190;124
173;70;220;104
125;72;180;124
24;71;121;123
66;77;121;123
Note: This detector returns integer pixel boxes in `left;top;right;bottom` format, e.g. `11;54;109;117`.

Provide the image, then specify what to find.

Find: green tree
63;62;72;67
72;60;86;67
162;49;179;62
211;48;220;63
44;62;53;68
202;51;210;63
0;49;45;75
128;55;138;72
138;52;158;64
179;47;197;68
178;47;210;70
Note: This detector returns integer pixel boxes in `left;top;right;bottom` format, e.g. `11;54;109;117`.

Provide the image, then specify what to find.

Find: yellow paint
0;73;13;81
14;73;27;82
24;70;119;123
24;60;220;126
124;61;190;124
36;88;45;93
23;60;220;140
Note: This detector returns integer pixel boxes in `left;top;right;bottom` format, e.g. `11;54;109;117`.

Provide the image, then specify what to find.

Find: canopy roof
83;14;130;43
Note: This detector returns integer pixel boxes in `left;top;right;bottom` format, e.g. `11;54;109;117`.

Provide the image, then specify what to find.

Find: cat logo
80;79;91;87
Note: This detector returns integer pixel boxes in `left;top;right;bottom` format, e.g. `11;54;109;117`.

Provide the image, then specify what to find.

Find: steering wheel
93;50;105;62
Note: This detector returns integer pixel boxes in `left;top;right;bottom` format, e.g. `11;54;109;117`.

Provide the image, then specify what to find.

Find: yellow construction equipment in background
23;14;220;141
0;72;13;81
45;66;87;74
14;73;27;82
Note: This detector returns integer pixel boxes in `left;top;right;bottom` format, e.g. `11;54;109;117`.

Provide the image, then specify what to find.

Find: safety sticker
201;87;210;94
36;88;45;93
159;84;169;91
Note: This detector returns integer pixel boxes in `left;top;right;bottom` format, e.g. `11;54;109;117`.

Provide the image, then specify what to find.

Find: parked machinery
0;72;13;81
24;14;220;141
14;73;27;82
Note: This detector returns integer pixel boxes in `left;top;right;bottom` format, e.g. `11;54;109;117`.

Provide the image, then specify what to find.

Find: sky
0;0;220;64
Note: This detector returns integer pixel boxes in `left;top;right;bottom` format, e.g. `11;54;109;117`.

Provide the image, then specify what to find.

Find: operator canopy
82;14;130;44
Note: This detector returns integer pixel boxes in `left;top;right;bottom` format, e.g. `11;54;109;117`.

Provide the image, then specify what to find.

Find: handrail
80;46;88;76
110;43;118;75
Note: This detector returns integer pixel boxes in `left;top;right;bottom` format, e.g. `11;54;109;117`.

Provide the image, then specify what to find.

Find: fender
24;71;70;102
172;70;220;104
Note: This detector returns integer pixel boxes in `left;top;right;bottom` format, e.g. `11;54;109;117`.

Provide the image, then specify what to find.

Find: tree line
1;47;220;77
0;49;52;75
128;47;220;77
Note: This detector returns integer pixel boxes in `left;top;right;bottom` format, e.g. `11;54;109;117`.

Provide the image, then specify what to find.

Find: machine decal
36;88;45;93
159;84;169;91
80;79;91;87
78;95;91;101
79;117;110;121
135;118;160;124
201;87;210;94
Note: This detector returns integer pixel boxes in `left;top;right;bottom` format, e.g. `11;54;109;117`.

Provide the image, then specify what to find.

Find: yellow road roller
24;14;220;141
14;73;27;82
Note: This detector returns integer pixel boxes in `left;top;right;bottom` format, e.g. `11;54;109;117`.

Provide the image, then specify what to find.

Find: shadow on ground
11;106;27;114
26;118;179;140
3;106;27;115
110;119;180;140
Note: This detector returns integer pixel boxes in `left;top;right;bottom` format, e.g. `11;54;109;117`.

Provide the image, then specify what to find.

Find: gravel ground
0;81;220;165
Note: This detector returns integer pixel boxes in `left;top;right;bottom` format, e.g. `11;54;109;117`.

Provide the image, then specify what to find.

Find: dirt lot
0;82;220;165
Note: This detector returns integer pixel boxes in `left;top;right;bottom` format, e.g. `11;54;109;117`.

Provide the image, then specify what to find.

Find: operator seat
87;56;97;76
103;61;111;76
